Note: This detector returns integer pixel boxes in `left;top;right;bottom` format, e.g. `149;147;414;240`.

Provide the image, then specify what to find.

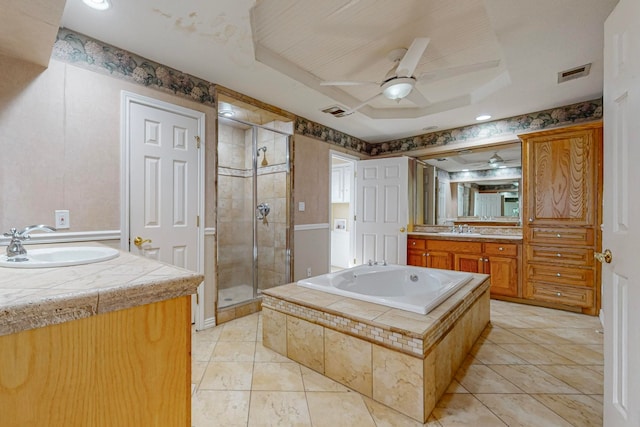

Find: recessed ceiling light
219;109;235;118
475;114;491;121
82;0;111;10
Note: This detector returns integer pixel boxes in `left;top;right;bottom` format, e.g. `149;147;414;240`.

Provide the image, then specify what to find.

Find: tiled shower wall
217;121;289;293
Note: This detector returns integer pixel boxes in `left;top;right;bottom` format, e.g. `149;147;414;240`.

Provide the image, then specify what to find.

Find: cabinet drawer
525;282;594;308
408;238;426;250
428;240;482;254
527;227;594;246
484;242;518;257
527;264;594;287
527;245;594;267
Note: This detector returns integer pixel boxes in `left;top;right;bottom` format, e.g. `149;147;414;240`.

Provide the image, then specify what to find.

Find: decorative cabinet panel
407;237;520;298
520;123;602;315
331;164;352;203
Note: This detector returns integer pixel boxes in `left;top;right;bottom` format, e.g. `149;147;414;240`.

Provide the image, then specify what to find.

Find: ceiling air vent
321;105;354;118
557;63;591;83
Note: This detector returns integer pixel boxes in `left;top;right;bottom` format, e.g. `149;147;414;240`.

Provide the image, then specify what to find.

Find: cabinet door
407;249;427;267
523;125;599;227
486;256;518;297
455;253;483;273
426;251;452;270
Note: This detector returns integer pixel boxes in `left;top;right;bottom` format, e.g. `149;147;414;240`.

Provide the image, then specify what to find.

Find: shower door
217;117;291;309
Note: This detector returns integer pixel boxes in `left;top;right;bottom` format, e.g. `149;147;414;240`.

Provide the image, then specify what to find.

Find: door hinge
196;292;200;305
197;215;200;227
354;215;356;221
195;135;201;149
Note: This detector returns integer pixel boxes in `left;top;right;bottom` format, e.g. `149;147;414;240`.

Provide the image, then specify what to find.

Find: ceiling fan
320;37;500;113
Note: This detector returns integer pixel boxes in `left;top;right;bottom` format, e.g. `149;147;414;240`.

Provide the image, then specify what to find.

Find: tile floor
191;299;604;426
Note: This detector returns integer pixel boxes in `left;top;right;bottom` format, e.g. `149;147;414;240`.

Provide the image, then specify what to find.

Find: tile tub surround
261;274;490;422
0;242;203;336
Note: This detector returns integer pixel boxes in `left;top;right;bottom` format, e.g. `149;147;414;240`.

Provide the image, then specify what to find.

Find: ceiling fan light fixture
381;77;414;100
488;152;504;167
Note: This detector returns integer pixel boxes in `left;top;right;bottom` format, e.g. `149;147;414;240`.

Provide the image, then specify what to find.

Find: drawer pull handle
557;253;562;257
423;253;427;257
556;292;562;297
412;241;416;246
479;257;484;261
556;273;561;277
556;234;561;238
499;247;504;251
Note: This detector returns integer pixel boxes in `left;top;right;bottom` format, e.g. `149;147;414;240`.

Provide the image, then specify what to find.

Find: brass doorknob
400;227;406;233
594;249;612;264
133;236;152;247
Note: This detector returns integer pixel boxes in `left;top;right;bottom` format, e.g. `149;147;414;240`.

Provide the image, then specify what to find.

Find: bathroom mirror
414;142;522;225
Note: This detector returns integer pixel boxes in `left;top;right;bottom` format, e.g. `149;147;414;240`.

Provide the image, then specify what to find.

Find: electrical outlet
306;267;312;277
55;210;70;229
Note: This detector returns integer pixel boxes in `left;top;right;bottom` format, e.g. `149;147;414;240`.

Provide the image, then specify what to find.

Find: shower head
257;146;268;166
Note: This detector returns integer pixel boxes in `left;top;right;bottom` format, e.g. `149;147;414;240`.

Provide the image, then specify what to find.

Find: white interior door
603;1;640;425
355;157;408;265
124;93;204;325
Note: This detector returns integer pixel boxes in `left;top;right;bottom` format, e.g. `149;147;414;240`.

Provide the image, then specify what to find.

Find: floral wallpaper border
53;28;216;107
52;29;601;158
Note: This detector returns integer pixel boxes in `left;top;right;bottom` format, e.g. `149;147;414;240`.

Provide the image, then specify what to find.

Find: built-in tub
297;264;473;315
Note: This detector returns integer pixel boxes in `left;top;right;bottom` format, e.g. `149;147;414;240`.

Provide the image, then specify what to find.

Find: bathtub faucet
367;259;387;266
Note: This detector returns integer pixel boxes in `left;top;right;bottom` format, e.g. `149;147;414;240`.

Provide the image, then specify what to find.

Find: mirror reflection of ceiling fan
320;37;500;114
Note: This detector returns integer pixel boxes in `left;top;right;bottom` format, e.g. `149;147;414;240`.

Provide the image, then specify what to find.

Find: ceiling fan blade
320;80;378;86
404;88;430;108
418;59;501;83
396;37;430;77
346;92;383;113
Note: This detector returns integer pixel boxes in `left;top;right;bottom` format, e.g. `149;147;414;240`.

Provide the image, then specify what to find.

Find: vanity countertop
0;243;203;337
409;232;523;241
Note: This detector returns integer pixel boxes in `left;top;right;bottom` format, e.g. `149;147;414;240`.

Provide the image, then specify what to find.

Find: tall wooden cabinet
521;123;603;315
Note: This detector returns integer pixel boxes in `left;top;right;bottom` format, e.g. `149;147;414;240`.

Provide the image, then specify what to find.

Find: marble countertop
0;243;203;336
409;232;523;241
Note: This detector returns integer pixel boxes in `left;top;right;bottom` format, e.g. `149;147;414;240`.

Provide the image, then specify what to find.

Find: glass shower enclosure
216;115;292;309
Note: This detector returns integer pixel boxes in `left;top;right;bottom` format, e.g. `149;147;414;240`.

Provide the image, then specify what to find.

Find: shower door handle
256;203;270;220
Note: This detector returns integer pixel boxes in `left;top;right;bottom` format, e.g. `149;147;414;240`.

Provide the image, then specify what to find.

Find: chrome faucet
3;225;56;261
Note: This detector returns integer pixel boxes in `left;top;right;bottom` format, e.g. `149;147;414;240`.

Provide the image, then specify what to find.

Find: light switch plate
298;202;305;211
55;210;70;229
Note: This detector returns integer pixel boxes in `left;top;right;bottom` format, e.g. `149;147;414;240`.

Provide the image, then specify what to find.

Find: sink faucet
3;225;56;261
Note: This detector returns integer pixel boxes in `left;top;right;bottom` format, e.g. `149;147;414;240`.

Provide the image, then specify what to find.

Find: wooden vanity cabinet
407;237;520;298
520;123;602;315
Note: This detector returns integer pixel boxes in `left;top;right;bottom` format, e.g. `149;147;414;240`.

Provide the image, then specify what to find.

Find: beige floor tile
199;361;254;390
471;342;528;364
444;379;469;394
455;364;523;394
193;325;222;342
254;342;292;363
192;360;207;384
218;318;259;341
192;340;216;362
489;314;538;329
248;391;311;426
432;394;507;426
498;343;575;365
306;391;376;427
538;364;604;394
488;364;580;394
544;327;604;345
361;396;430;427
541;344;604;365
475;394;574;427
482;325;531;344
533;394;603;427
211;341;256;362
252;362;304;391
588;394;604;403
300;366;350;392
507;328;574;344
192;390;250;427
585;365;605;375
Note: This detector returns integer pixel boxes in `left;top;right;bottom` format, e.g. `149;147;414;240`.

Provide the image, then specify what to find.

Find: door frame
329;150;358;270
120;91;205;330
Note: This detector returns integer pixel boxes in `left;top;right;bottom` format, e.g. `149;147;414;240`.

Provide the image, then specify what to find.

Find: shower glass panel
217;116;291;309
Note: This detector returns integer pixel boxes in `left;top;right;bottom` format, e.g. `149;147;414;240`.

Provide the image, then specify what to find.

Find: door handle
399;227;406;233
134;236;152;247
594;249;612;264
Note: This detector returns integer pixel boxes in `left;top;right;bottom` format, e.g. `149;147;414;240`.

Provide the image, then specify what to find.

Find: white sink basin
438;232;483;237
0;246;119;268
